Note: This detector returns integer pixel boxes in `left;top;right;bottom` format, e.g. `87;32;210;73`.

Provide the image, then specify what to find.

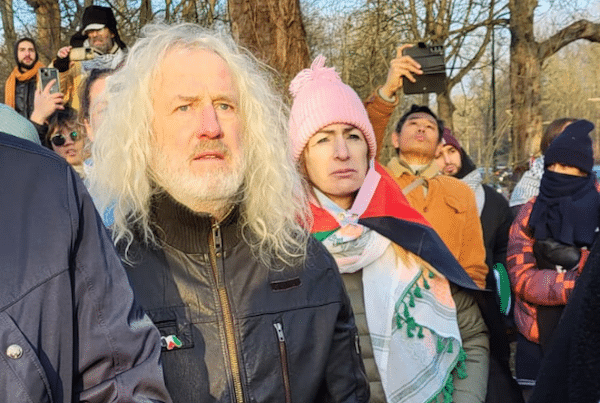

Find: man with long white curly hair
87;23;369;403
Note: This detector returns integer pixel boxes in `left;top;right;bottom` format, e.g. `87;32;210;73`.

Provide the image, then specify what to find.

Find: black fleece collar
150;192;242;254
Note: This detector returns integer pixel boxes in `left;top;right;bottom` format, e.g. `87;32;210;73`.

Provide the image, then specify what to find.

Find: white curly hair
87;22;310;265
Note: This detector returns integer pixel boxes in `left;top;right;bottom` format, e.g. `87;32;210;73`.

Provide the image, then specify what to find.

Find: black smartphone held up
39;67;60;94
402;43;447;94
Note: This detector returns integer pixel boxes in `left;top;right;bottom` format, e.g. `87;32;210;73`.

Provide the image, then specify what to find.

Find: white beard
150;144;245;214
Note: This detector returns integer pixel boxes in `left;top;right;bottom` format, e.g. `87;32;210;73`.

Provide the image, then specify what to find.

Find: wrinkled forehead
406;112;437;126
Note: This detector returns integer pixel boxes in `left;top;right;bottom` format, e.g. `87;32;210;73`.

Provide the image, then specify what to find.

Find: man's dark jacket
14;77;36;118
122;193;370;403
0;133;171;402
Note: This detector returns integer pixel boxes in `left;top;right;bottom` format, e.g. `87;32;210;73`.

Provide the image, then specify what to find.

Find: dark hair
540;117;577;154
79;68;113;122
454;149;477;179
13;37;38;65
394;104;445;141
46;106;79;145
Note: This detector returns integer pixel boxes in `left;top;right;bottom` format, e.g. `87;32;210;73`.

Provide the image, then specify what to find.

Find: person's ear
391;132;400;149
84;118;94;143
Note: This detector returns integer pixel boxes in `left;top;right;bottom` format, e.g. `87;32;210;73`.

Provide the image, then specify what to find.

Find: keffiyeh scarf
510;156;544;207
311;163;467;403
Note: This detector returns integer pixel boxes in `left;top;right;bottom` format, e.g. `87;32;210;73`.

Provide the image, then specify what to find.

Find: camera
39;67;60;94
402;42;447;94
70;47;95;61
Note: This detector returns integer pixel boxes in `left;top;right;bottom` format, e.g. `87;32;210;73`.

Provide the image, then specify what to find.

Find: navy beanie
544;119;595;174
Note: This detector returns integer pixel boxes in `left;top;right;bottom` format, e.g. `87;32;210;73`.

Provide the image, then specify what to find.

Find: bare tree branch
538;19;600;61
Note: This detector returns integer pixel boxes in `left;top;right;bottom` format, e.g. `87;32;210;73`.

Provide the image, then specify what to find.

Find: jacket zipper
210;221;244;403
273;322;292;403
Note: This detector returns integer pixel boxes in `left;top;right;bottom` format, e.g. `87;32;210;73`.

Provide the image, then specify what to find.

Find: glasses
50;131;81;147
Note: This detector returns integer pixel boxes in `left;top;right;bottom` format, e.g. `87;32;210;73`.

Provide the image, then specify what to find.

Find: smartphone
402;43;447;94
39;67;60;94
70;47;95;61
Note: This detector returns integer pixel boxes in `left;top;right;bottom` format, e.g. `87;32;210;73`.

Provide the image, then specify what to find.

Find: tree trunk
437;90;455;129
228;0;310;87
25;0;61;63
508;0;600;166
1;0;16;52
181;0;198;23
140;0;153;27
509;0;542;166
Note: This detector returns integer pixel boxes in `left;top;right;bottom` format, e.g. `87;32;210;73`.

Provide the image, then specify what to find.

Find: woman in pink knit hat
289;55;490;403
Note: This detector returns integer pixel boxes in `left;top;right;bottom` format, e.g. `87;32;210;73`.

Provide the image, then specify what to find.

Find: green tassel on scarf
425;346;469;403
393;268;431;338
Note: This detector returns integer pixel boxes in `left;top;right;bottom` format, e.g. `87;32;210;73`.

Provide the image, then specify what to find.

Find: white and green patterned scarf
316;189;466;403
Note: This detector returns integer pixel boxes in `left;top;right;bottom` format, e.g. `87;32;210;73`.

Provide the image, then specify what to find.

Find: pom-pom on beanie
288;55;376;162
544;119;595;174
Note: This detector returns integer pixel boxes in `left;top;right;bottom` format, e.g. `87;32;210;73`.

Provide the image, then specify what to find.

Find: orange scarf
4;61;43;108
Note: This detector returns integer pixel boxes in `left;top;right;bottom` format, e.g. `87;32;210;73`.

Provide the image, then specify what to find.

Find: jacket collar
387;156;440;179
150;192;242;254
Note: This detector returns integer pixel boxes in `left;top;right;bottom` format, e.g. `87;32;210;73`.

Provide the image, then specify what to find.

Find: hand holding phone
31;75;64;126
380;44;424;99
39;67;60;94
402;43;447;94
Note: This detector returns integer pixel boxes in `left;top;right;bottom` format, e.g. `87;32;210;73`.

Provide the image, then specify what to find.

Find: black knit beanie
544;119;595;174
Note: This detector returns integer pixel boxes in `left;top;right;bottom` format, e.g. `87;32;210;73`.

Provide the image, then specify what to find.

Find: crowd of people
1;5;599;403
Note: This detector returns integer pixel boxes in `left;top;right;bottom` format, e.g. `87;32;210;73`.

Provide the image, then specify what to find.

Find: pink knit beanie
288;55;377;162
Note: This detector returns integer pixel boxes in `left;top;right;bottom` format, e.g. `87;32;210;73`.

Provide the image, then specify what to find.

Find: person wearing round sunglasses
46;106;87;178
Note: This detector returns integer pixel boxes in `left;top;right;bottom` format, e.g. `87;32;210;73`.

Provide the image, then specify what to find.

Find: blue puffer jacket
0;132;171;402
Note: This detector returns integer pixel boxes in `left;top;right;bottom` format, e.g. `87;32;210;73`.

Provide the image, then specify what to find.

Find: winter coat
529;237;600;403
0;132;170;402
13;76;36;118
481;185;513;278
342;271;489;403
507;199;589;344
364;91;523;403
363;91;488;289
121;193;370;403
384;158;488;289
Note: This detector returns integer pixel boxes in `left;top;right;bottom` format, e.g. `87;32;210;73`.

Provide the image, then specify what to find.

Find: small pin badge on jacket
161;335;183;350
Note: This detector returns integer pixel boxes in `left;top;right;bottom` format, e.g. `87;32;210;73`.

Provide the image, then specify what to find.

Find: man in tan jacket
363;49;488;289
